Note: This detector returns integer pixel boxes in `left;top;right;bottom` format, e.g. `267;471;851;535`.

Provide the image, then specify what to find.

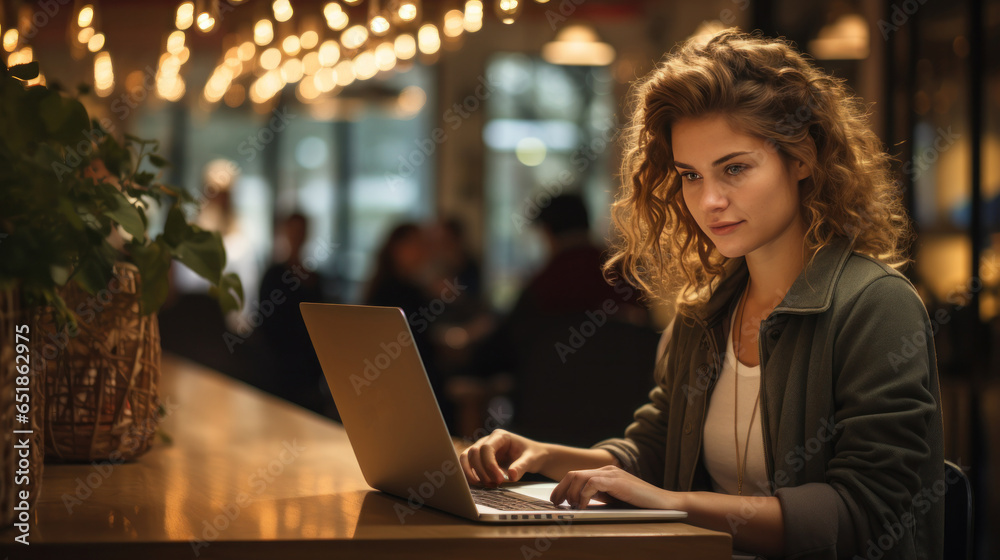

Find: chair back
943;460;973;560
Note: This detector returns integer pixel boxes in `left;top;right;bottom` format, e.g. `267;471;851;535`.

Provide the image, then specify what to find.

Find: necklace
733;279;761;496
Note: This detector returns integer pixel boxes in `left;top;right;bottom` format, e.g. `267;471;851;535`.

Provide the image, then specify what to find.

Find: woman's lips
709;221;744;235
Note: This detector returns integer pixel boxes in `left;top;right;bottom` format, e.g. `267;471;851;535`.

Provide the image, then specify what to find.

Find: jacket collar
696;236;856;327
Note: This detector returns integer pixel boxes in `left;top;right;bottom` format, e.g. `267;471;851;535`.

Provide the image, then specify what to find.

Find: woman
459;29;943;560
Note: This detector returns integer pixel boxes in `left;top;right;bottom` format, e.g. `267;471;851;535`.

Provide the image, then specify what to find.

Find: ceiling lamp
808;13;870;60
541;24;615;66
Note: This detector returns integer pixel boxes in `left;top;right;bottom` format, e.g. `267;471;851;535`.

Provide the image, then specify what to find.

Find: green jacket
595;237;944;560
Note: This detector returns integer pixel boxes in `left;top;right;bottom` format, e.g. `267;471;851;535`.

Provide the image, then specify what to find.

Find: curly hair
604;29;911;312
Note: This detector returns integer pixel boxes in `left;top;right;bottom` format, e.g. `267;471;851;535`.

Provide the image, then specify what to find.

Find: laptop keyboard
470;487;564;511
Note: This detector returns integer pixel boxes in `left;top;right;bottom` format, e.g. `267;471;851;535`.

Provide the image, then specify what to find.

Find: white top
702;310;770;497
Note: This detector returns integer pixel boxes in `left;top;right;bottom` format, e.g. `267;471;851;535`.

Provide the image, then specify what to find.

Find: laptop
300;302;687;524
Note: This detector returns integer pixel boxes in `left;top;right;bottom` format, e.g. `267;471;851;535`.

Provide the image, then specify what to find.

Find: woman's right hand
459;429;549;486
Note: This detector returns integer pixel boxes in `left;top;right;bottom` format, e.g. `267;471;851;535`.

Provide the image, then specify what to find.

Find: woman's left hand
550;465;684;510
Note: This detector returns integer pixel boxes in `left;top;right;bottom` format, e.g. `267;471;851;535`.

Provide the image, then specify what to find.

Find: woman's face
673;113;810;262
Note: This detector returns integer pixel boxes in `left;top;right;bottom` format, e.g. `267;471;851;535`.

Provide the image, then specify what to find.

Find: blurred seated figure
363;222;455;427
474;194;660;448
259;212;335;417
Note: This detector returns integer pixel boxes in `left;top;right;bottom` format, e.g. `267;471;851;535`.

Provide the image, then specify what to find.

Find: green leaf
170;230;225;285
102;189;146;239
130;238;172;314
9;62;40;80
162;205;190;247
210;272;244;313
134;171;155;187
148;154;169;168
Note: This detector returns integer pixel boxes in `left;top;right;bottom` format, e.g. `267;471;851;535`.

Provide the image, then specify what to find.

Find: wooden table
0;355;731;559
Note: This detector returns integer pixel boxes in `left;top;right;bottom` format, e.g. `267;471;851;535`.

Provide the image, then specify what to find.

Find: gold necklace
734;280;761;496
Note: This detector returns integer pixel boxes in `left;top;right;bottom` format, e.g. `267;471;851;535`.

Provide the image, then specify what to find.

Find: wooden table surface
0;354;731;559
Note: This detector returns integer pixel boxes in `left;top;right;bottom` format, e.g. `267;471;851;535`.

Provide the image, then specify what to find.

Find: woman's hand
459;429;549;486
550;465;684;510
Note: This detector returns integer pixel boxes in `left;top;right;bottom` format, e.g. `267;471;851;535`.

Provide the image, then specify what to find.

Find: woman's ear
792;135;816;181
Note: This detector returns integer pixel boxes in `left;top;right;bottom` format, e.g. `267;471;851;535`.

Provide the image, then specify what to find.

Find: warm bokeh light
87;32;105;52
273;0;294;23
197;12;216;32
464;1;484;32
497;0;520;24
254;19;274;45
319;40;340;66
443;9;465;38
399;2;418;21
238;41;256;61
7;46;32;67
341;24;368;50
374;42;396;71
78;5;95;28
394;33;416;60
334;59;355;87
302;51;321;75
94;51;115;97
282;35;301;56
325;3;349;31
417;24;440;55
281;57;304;83
300;30;319;50
260;47;282;70
167;30;186;55
313;67;336;93
176;2;194;30
370;15;390;36
78;27;95;45
2;29;18;52
353;50;377;80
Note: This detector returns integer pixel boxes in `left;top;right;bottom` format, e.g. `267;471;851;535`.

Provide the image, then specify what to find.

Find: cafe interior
0;0;998;557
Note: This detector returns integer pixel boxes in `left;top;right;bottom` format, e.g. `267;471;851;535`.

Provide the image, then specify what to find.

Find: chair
943;460;973;560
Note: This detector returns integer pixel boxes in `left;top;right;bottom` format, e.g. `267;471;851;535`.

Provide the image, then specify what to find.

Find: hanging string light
464;1;483;32
495;0;521;24
397;0;419;23
272;0;293;23
368;0;390;36
324;2;349;31
176;2;195;30
195;0;218;33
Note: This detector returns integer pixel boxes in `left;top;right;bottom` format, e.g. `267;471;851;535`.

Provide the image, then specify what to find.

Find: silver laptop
300;303;686;524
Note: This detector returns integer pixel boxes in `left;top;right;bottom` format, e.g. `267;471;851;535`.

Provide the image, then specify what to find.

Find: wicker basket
40;263;162;462
1;286;45;528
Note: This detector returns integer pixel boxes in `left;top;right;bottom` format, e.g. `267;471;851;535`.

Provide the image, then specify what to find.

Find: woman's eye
725;164;746;176
679;171;699;181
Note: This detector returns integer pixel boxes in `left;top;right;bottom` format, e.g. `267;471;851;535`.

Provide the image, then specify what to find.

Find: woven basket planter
40;263;162;463
0;286;45;528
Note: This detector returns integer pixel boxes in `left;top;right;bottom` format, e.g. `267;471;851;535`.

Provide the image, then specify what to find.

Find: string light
394;33;416;60
94;51;115;97
87;32;105;52
78;5;95;28
496;0;521;24
341;24;368;50
324;2;349;30
300;30;319;50
319;40;341;66
254;19;274;45
464;1;484;32
273;0;293;23
282;35;301;56
2;29;18;52
417;23;440;54
398;1;419;22
443;9;465;38
176;2;195;30
368;0;390;37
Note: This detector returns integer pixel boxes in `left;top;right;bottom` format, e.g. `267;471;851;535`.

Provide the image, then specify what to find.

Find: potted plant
0;60;242;523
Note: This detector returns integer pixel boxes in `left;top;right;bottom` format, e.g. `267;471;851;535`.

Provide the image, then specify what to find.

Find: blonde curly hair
604;29;911;312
